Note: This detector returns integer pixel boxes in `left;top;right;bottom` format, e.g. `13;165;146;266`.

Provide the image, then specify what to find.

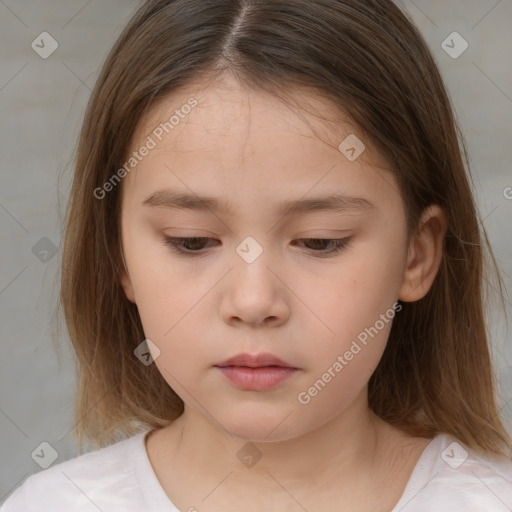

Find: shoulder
1;432;147;512
395;432;512;511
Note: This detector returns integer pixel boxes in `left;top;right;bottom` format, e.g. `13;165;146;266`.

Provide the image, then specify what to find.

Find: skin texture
119;72;447;511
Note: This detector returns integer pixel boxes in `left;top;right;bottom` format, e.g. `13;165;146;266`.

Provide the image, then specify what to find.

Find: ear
117;246;136;304
119;268;136;303
398;204;447;302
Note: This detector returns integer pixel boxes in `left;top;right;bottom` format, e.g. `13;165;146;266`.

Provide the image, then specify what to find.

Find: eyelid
161;235;353;257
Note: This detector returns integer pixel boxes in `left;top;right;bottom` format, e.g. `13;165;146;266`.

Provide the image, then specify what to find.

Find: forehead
122;74;400;211
134;76;369;151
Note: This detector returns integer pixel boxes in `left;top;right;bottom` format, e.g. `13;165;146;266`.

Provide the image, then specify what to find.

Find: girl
3;0;511;510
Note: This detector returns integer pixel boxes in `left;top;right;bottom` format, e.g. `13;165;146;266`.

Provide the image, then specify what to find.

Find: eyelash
161;236;352;257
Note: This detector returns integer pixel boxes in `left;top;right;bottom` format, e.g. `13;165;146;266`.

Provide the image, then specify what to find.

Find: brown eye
293;238;351;255
161;236;352;257
162;237;218;254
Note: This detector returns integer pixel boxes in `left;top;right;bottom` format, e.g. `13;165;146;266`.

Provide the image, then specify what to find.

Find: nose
220;240;290;328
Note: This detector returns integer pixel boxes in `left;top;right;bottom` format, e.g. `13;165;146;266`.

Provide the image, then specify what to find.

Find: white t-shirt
1;430;511;511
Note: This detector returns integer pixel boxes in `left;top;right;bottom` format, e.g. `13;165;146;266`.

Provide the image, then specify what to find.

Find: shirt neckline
133;428;445;511
390;433;446;511
132;430;181;510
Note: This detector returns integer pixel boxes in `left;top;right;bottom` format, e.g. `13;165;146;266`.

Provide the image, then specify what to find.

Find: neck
167;392;387;488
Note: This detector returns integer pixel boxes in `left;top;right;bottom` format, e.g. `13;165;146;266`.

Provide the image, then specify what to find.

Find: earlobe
398;204;447;303
118;247;136;304
119;268;136;303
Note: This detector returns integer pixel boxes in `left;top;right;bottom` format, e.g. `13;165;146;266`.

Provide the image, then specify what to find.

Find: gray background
1;0;511;504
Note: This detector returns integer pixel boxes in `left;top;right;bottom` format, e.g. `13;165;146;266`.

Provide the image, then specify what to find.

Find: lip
216;366;298;391
214;353;299;391
215;352;296;368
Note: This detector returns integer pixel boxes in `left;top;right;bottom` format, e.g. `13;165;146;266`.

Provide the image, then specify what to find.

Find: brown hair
59;0;512;457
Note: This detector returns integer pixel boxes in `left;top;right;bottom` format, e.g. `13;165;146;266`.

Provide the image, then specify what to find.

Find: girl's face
119;74;413;442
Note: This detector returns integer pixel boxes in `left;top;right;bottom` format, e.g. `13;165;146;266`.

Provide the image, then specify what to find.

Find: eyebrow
142;190;375;217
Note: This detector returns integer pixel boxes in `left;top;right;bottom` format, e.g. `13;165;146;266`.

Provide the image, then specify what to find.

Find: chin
221;412;303;443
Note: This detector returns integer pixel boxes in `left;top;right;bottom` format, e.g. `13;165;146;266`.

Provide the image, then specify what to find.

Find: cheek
122;223;198;333
292;248;403;349
289;243;403;395
126;255;216;386
136;288;209;396
122;275;196;384
295;316;393;423
134;280;207;367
